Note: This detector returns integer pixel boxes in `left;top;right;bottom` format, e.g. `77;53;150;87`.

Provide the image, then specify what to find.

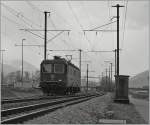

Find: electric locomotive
40;56;81;95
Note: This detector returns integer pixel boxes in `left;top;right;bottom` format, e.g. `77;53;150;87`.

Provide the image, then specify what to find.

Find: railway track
1;93;104;124
2;93;93;110
2;94;93;110
2;95;63;104
2;92;91;104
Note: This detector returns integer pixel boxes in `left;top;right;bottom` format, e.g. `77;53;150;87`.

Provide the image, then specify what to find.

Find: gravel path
25;93;112;124
129;95;149;123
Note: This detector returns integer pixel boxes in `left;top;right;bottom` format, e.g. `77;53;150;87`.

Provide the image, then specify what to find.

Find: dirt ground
25;92;146;124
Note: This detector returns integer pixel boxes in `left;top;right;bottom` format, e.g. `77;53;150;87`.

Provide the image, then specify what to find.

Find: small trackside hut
40;56;81;95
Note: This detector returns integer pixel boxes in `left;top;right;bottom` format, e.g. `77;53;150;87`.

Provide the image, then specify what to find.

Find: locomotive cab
40;56;80;95
40;59;67;95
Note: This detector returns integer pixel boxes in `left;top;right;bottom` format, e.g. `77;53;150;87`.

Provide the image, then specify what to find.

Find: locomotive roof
41;58;80;71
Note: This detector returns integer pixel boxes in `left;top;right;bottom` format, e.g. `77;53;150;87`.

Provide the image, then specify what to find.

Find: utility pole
106;68;107;91
15;43;46;87
86;64;89;92
79;49;82;71
102;72;103;81
79;49;82;86
109;65;111;91
1;51;4;85
114;49;117;75
112;4;124;80
44;11;50;60
110;63;113;84
98;75;101;86
110;63;113;91
113;49;121;76
0;50;6;85
22;38;26;87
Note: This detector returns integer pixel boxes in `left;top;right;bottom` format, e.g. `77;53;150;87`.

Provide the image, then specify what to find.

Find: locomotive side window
42;64;52;73
54;64;64;73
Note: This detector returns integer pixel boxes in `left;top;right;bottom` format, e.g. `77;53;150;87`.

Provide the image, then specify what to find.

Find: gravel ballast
25;93;146;124
25;93;111;124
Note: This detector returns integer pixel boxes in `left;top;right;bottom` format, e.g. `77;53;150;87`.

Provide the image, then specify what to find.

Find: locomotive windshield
42;64;52;73
54;64;64;73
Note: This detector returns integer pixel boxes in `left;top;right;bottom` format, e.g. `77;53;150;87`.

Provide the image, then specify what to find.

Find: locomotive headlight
58;79;62;82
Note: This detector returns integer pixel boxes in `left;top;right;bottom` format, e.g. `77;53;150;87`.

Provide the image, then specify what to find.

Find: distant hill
129;70;149;88
3;64;18;76
4;60;38;76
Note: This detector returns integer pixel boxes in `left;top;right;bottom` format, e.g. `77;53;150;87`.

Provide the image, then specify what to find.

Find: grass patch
1;86;42;99
106;102;146;124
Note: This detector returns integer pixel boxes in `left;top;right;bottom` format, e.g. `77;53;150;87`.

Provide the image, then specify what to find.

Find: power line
84;20;117;31
2;3;44;41
49;49;77;52
43;9;76;50
48;16;57;29
26;1;43;14
2;16;44;54
2;3;45;58
19;17;72;53
80;1;93;27
67;1;84;31
46;18;74;48
2;3;41;28
47;31;64;43
107;0;111;21
2;16;43;57
19;29;70;32
26;1;43;28
2;15;25;28
85;50;114;53
2;3;32;27
67;1;92;49
29;2;78;50
15;44;44;47
84;29;116;32
90;26;110;57
26;1;70;48
20;29;44;39
2;3;41;31
47;15;77;49
121;0;128;49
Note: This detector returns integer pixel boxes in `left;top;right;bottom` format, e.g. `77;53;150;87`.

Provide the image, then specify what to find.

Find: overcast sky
1;0;149;80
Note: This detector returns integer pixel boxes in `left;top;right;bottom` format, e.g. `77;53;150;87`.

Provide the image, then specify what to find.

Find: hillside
3;64;17;76
129;70;149;88
4;60;38;76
